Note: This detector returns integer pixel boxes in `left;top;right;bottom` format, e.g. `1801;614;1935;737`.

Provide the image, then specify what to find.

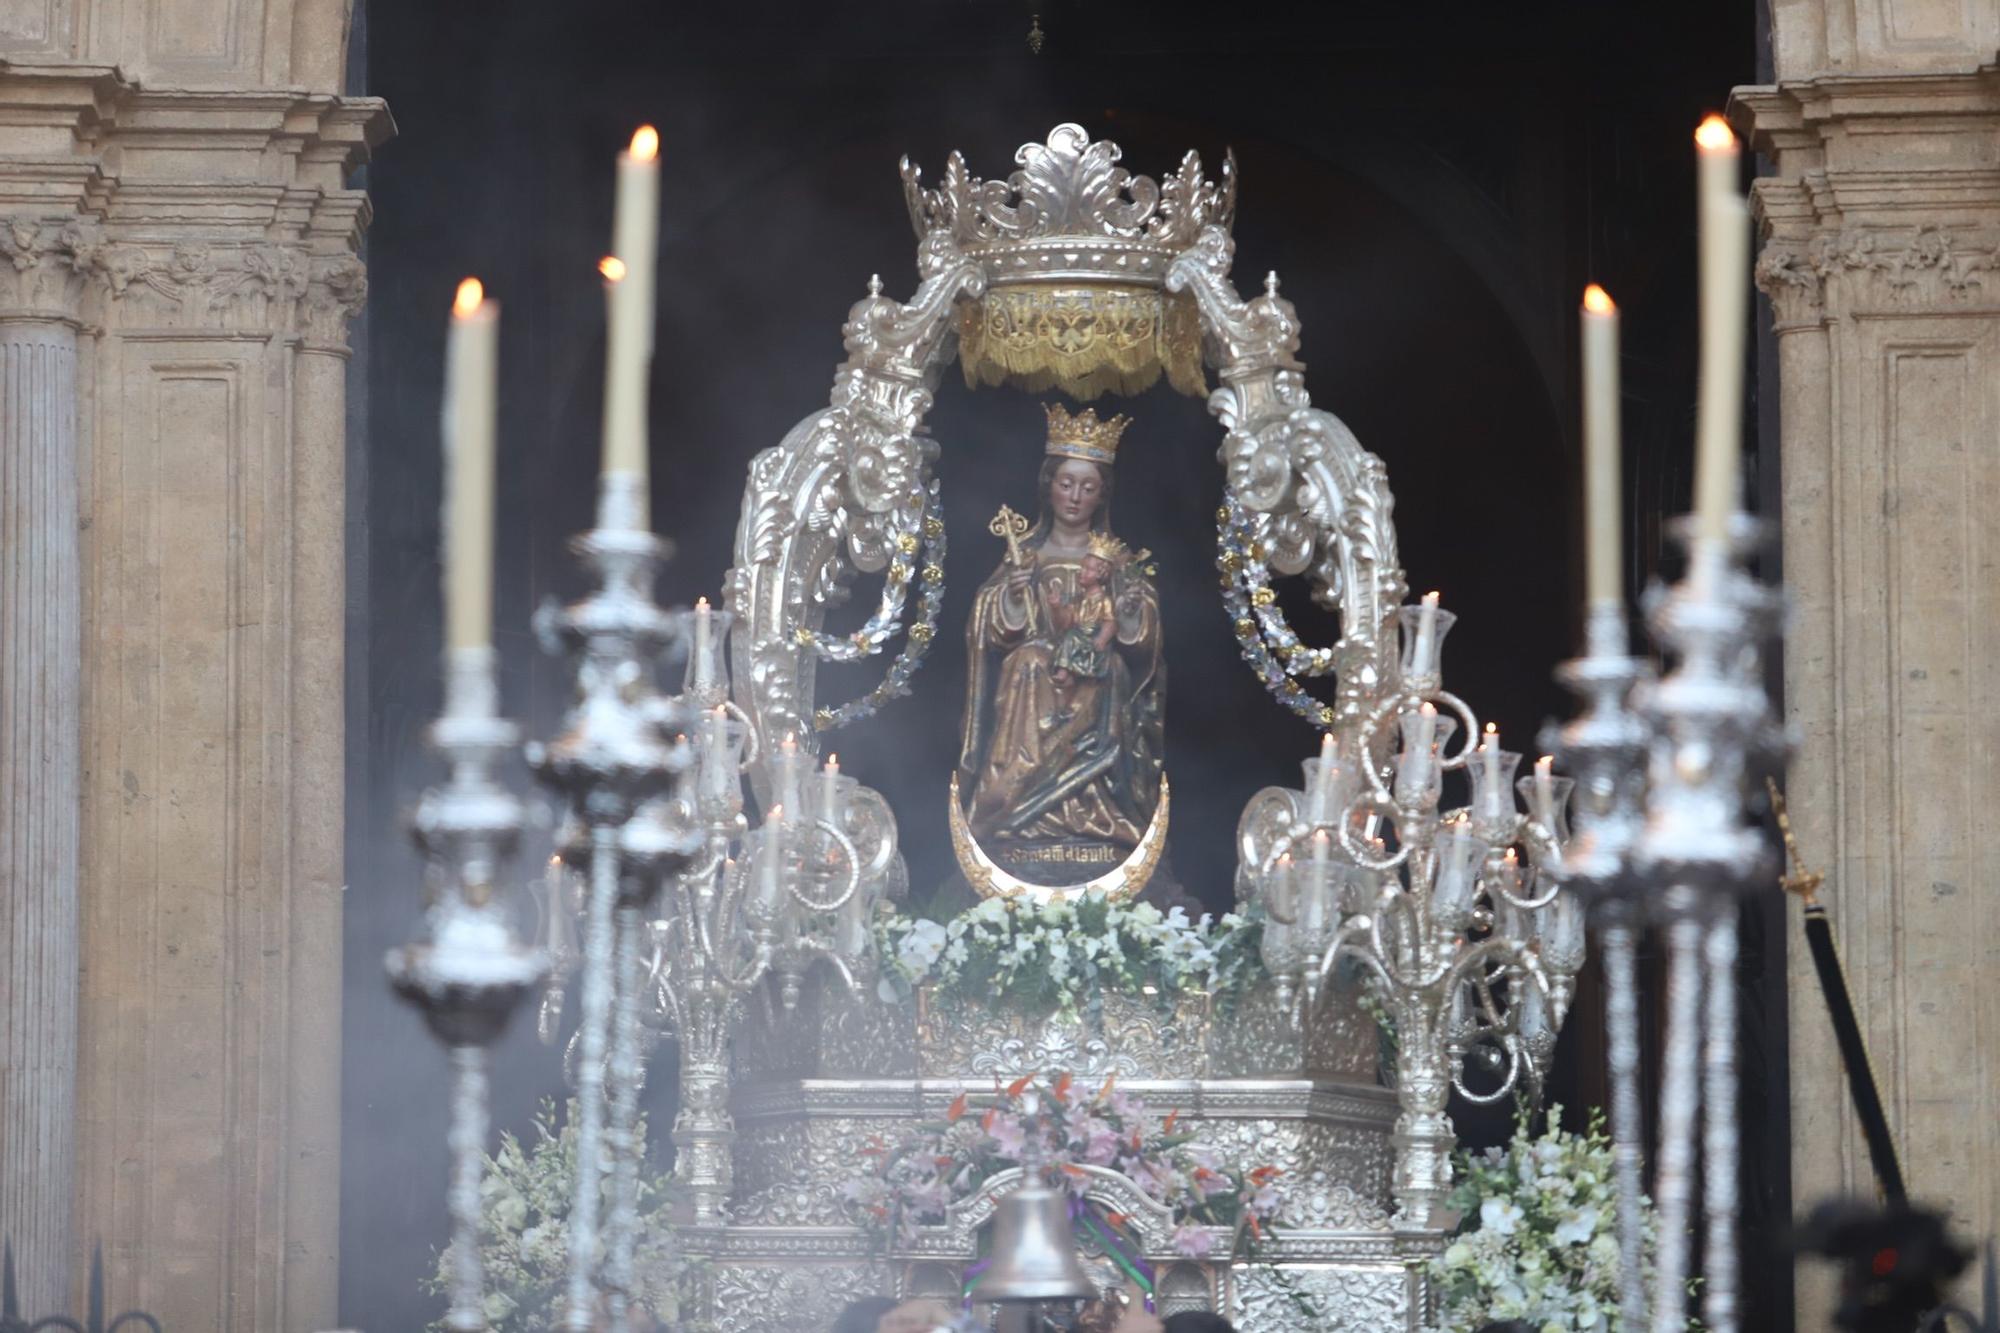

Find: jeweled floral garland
1428;1105;1660;1333
874;893;1265;1020
808;482;947;732
843;1072;1282;1269
1216;493;1339;729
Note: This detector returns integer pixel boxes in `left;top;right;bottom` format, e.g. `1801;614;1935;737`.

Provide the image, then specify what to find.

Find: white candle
702;706;731;801
1310;828;1332;901
1581;284;1621;606
821;753;841;825
443;278;498;652
1481;723;1503;817
693;596;714;689
602;126;661;500
1311;731;1336;822
776;735;802;822
759;819;782;908
1412;590;1440;674
1534;755;1555;824
1693;115;1748;558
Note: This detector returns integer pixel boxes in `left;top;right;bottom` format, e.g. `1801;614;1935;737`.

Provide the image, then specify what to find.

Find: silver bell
971;1169;1097;1303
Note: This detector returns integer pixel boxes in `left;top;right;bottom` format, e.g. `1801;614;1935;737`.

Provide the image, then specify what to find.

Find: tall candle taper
444;277;498;654
1693;115;1748;563
1581;284;1621;607
602;125;661;520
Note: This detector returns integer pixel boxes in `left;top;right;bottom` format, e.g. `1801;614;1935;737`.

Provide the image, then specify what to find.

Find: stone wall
1736;1;2000;1323
0;4;384;1327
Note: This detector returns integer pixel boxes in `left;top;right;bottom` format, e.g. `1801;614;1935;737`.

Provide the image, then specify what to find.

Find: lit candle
1580;284;1621;606
443;278;498;652
1310;731;1336;822
693;596;715;690
776;735;802;822
1693;115;1748;561
1412;590;1440;675
821;753;841;825
1481;723;1503;817
602;125;661;505
1310;827;1332;901
1534;755;1555;824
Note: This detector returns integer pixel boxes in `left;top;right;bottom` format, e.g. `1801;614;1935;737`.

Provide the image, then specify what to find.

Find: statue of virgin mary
955;403;1167;891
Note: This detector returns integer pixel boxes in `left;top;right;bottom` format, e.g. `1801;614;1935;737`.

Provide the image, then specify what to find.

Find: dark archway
346;4;1765;1331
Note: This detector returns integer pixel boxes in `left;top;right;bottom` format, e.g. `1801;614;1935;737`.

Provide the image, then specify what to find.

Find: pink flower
986;1114;1026;1159
1081;1121;1121;1166
1171;1221;1214;1258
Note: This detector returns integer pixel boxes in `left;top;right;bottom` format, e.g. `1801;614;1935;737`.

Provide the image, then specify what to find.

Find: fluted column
0;306;81;1319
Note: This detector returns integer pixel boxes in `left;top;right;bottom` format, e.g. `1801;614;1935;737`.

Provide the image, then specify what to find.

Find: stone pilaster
0;15;387;1328
1736;31;2000;1323
0;216;92;1320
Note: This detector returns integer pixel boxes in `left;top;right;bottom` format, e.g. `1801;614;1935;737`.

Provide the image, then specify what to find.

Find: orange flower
946;1092;969;1122
1052;1071;1073;1102
982;1108;999;1133
1248;1213;1263;1242
1058;1163;1088;1178
1163;1109;1180;1135
1248;1165;1281;1186
1096;1072;1117;1105
1006;1073;1035;1098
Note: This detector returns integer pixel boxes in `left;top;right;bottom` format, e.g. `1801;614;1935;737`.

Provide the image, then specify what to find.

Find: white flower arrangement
1427;1105;1661;1333
423;1099;700;1333
874;892;1264;1019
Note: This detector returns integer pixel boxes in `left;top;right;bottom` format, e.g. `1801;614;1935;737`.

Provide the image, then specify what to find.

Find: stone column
0;9;387;1327
0;220;92;1319
1736;10;2000;1322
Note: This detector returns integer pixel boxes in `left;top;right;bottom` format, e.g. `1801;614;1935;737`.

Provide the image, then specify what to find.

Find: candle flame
695;595;709;609
1582;283;1615;314
1423;589;1440;605
1311;829;1331;845
453;277;484;316
1694;115;1736;153
826;753;838;767
1420;701;1437;716
598;255;627;283
630;125;660;161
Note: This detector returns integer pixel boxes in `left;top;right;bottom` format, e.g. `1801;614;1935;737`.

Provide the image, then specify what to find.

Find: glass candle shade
1397;599;1458;683
681;603;733;695
1394;709;1457;808
1539;887;1588;975
1301;753;1355;828
1431;828;1492;932
699;710;750;811
1517;770;1575;843
1467;745;1523;829
1263;854;1299;926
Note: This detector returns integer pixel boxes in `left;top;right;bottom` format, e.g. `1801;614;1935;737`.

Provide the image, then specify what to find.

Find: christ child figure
1048;533;1125;689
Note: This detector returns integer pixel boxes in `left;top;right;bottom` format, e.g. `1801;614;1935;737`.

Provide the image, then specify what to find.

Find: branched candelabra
1238;592;1587;1226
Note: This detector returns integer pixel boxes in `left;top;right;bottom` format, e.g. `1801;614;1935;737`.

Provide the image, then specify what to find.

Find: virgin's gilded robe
957;549;1165;847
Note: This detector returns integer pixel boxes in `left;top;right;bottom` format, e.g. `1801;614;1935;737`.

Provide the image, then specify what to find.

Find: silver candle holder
388;647;549;1333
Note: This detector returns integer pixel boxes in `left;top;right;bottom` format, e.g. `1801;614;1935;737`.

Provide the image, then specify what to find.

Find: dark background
344;2;1782;1329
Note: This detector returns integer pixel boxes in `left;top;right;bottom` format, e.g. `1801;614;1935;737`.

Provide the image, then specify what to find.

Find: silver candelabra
1236;582;1588;1227
1549;517;1785;1333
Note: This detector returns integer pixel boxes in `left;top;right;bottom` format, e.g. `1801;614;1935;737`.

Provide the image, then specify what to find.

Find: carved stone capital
1756;224;2000;322
0;216;101;323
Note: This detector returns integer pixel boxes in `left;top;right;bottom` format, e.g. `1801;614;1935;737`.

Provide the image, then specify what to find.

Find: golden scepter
988;504;1037;635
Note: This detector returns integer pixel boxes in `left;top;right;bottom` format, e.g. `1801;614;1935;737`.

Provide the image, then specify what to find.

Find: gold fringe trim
957;284;1207;402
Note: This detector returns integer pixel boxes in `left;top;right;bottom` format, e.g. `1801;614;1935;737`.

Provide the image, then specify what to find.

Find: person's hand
878;1299;956;1333
1006;561;1036;601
